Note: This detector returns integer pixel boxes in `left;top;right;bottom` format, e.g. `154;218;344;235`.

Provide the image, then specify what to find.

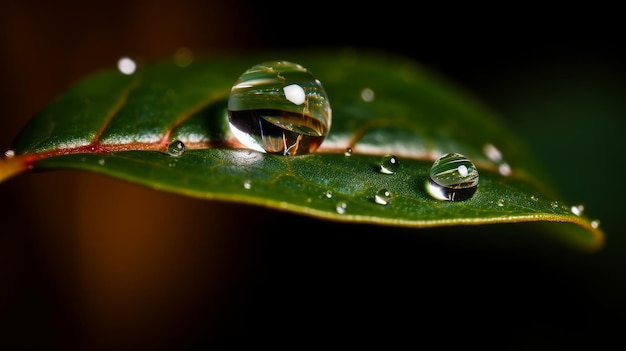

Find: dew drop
591;220;600;229
571;204;584;216
498;163;512;176
344;147;353;156
426;153;479;201
483;143;502;163
325;190;333;199
243;180;252;189
379;154;399;174
117;56;137;75
98;159;105;165
497;199;505;207
167;140;186;157
375;189;392;205
336;201;347;214
360;88;375;102
4;149;15;158
227;61;332;156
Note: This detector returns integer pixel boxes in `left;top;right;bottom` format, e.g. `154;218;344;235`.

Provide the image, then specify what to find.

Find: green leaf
0;49;604;251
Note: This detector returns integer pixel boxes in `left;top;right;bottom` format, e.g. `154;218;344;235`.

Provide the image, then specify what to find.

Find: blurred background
1;1;624;348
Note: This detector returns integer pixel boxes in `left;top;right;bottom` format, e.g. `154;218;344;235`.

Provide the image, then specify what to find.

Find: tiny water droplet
379;154;399;174
483;143;502;163
551;201;559;209
571;204;584;216
360;88;375;102
227;61;332;156
375;189;392;205
4;149;15;158
336;201;347;214
344;147;353;156
325;190;333;199
167;140;186;157
426;153;479;201
243;180;252;189
531;195;539;201
591;220;600;229
498;163;512;176
98;159;105;165
497;199;505;207
117;56;137;75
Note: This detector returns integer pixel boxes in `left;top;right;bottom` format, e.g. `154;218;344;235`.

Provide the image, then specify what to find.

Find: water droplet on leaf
379;154;399;174
4;149;15;158
243;180;252;189
426;153;479;201
336;201;347;214
344;147;353;156
227;61;332;156
117;56;137;75
167;140;186;157
375;189;392;205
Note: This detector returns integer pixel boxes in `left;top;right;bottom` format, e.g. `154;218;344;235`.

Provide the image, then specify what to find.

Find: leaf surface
0;49;604;251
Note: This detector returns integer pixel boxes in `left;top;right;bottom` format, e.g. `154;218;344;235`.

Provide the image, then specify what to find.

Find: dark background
1;1;624;348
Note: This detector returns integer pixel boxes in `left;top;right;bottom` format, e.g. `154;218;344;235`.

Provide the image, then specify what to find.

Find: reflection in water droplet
375;189;392;205
344;147;353;156
117;56;137;75
336;201;347;214
4;149;15;158
361;88;375;102
167;140;186;157
227;61;332;156
379;154;399;174
426;153;479;201
243;180;252;189
571;204;584;216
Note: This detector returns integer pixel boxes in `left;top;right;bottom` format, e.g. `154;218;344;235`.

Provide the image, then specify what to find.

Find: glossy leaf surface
0;49;604;251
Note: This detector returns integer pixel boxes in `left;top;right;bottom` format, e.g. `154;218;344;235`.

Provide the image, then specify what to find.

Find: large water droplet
336;201;347;214
227;61;332;156
426;153;479;201
167;140;186;157
379;154;399;174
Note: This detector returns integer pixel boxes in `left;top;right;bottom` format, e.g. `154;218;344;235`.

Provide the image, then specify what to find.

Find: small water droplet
4;149;15;158
550;201;559;209
336;201;347;214
243;180;252;189
360;88;375;102
531;195;539;201
571;204;584;216
167;140;186;157
344;147;353;156
117;56;137;75
227;61;332;156
426;153;479;201
379;154;399;174
497;199;505;207
498;163;512;176
325;190;333;199
98;159;105;165
591;220;600;229
375;189;392;205
483;143;502;162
